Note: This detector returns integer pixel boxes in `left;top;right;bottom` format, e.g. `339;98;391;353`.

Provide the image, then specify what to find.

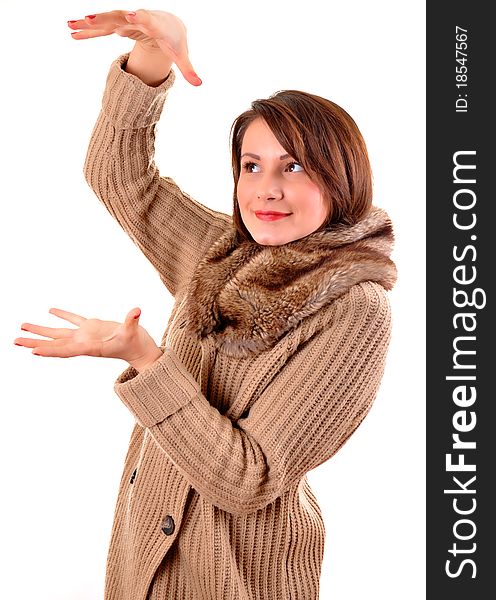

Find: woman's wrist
125;41;173;87
130;347;164;373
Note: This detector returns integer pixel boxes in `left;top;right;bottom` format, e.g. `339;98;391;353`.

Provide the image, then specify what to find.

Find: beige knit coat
83;53;397;600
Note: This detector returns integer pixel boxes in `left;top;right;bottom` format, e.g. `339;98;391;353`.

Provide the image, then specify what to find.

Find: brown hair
230;90;373;242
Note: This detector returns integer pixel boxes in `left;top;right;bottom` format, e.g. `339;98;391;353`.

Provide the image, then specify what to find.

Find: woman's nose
257;177;283;201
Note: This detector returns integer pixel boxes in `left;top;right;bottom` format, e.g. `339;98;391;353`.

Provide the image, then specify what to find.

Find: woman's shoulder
294;281;392;348
344;280;391;312
315;280;391;322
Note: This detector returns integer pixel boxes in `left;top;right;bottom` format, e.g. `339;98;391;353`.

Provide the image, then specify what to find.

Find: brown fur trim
185;206;397;356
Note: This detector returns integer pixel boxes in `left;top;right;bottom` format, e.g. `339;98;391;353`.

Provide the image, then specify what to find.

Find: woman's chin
244;220;303;246
250;231;287;246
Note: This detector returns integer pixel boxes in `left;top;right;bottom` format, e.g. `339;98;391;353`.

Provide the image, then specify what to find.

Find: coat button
161;515;175;536
129;468;137;484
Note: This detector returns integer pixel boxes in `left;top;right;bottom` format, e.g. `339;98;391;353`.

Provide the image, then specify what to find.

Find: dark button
129;468;137;484
161;515;175;536
240;408;250;420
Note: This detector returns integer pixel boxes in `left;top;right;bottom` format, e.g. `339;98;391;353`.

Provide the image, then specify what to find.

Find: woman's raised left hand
14;307;163;372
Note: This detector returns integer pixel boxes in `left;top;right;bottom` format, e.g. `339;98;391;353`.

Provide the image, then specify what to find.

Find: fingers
29;340;83;358
14;309;84;352
70;28;115;40
48;307;87;326
150;39;201;86
15;336;61;350
14;336;46;349
14;317;75;353
125;9;152;25
18;322;74;339
67;10;129;38
68;11;129;29
13;336;71;357
124;307;141;328
93;10;131;25
14;332;97;358
126;10;202;86
67;19;89;30
67;10;202;86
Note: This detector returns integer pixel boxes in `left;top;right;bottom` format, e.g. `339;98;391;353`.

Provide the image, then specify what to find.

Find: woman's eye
286;162;304;173
241;161;303;174
242;161;260;173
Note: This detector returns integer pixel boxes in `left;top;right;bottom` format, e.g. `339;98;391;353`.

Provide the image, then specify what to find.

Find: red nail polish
14;342;22;346
21;327;27;331
68;20;78;24
85;14;96;19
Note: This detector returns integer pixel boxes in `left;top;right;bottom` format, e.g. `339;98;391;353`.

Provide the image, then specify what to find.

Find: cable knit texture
84;53;397;600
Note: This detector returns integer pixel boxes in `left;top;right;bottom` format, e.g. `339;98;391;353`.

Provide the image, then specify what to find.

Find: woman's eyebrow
240;152;291;160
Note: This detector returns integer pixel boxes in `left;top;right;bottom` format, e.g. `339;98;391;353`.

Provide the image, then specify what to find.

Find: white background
1;1;425;598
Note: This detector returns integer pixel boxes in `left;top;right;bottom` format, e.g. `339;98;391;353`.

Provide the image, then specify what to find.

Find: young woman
14;9;397;600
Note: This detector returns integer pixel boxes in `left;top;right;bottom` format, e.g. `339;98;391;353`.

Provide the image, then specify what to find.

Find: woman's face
237;118;328;246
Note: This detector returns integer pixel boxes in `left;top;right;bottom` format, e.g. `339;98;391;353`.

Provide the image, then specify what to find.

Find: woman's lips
255;211;291;221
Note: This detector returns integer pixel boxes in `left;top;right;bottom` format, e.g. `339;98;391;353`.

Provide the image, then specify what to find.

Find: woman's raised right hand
68;9;201;86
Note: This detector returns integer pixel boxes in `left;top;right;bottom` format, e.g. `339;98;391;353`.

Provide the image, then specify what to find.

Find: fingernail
127;11;136;17
33;352;41;356
134;310;141;319
21;327;27;331
14;342;22;346
85;14;96;19
68;20;78;24
190;72;202;85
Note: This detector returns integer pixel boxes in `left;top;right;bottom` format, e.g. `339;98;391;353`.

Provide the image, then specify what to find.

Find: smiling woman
12;7;398;600
236;118;327;245
231;88;374;245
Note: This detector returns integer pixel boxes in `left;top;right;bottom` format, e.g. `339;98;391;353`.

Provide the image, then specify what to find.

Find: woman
14;9;397;600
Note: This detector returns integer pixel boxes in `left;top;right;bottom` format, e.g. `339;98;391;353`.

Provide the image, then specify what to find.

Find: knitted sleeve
83;53;231;297
112;282;392;515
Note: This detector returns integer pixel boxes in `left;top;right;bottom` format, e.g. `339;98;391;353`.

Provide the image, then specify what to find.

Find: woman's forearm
125;42;173;86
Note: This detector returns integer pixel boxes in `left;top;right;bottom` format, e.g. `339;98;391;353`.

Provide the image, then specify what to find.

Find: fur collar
185;206;397;357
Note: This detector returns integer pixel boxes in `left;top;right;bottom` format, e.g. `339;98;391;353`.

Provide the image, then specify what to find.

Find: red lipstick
255;211;291;221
